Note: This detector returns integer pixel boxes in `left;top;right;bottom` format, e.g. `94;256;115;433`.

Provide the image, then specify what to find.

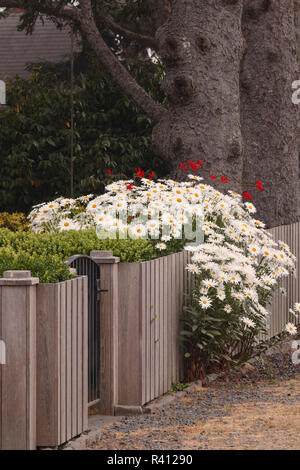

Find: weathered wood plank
163;256;168;393
0;279;37;450
77;277;83;435
167;255;172;391
159;257;164;396
36;284;59;447
71;278;78;437
117;263;141;406
66;280;72;441
154;259;160;399
141;263;147;405
82;276;88;432
60;281;66;444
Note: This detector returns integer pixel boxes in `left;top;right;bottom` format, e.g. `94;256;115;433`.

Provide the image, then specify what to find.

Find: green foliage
0;228;160;283
0;212;29;231
0;228;157;263
169;381;189;393
0;246;73;283
181;285;283;380
0;51;166;213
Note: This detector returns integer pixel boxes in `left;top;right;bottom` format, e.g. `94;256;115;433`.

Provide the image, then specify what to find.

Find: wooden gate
66;255;101;405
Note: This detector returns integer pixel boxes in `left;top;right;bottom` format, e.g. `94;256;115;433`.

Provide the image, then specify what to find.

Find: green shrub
0;247;73;283
0;55;166;213
0;212;29;231
0;229;157;263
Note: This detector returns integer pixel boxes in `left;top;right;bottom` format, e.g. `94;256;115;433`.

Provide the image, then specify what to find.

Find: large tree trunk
241;0;300;228
153;0;245;191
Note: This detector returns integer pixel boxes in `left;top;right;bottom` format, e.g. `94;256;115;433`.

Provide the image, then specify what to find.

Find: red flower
135;167;145;178
148;172;155;179
180;163;187;170
189;160;200;171
243;191;253;200
107;169;112;176
210;174;217;180
130;216;135;220
221;176;228;183
126;184;134;191
197;160;203;167
256;180;264;190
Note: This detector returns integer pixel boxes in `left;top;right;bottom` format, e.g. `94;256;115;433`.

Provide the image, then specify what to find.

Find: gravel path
91;350;300;450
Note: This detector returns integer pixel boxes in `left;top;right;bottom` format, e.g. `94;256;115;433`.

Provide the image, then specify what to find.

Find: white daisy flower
156;243;167;251
129;224;147;238
285;322;297;335
200;287;208;295
244;202;256;213
217;291;226;301
202;278;218;288
242;317;255;328
199;296;212;310
244;289;258;301
261;276;276;287
248;244;260;255
59;218;79;231
228;274;241;284
186;264;200;274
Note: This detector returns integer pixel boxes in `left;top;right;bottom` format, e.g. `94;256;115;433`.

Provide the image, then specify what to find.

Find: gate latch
96;279;108;293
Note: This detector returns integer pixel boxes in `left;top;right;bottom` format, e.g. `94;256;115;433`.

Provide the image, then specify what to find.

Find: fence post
0;270;39;450
90;251;120;415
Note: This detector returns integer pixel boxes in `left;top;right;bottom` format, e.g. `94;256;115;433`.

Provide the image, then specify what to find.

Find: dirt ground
91;350;300;450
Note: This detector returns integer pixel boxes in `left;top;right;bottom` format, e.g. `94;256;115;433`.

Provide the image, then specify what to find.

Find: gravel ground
90;349;300;450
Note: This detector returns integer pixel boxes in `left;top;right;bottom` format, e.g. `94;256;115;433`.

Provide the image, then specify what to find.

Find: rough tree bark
153;0;245;190
78;0;166;123
241;0;300;227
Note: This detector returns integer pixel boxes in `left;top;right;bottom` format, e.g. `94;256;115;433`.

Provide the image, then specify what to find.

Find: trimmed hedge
0;229;157;263
0;229;158;282
0;247;73;283
0;212;29;232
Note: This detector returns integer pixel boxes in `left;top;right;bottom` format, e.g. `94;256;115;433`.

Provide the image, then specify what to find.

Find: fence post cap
90;250;120;264
0;270;39;286
90;250;113;257
4;270;31;279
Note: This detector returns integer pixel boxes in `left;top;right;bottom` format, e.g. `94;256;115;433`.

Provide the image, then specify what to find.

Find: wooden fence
268;221;300;336
96;222;300;412
1;222;300;448
36;277;88;447
0;272;88;450
117;251;191;408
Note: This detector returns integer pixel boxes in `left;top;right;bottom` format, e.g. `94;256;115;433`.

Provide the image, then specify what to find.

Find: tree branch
0;0;20;7
0;0;166;122
103;13;158;50
0;0;79;21
78;0;166;123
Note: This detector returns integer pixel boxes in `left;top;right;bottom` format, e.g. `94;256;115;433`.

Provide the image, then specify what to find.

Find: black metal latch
96;279;108;294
